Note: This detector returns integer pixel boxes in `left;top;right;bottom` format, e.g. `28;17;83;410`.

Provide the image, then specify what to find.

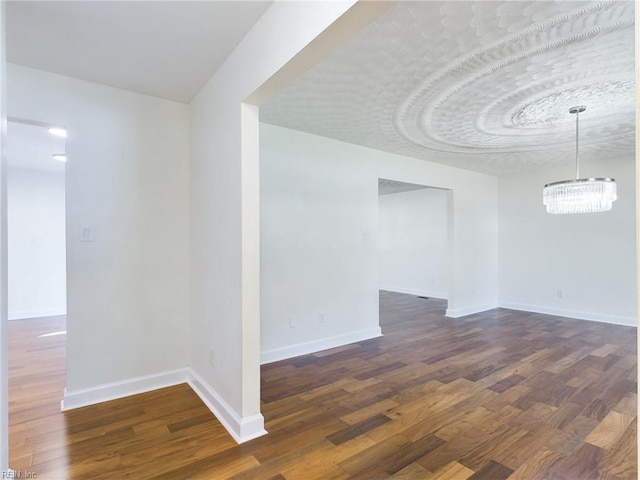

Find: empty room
0;1;636;479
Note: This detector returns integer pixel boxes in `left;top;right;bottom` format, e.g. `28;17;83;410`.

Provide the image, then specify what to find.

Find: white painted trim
8;308;65;320
500;302;637;327
187;368;266;444
60;367;267;445
379;286;447;300
260;327;383;365
0;1;9;469
445;304;498;318
61;368;189;411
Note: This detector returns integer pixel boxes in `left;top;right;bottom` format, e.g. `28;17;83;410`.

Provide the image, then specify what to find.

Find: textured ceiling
6;1;272;103
261;1;635;176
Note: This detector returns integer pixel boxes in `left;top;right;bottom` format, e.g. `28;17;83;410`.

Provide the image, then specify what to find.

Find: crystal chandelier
543;106;617;214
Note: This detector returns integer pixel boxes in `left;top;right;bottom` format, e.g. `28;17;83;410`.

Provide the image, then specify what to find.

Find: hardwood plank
326;413;391;446
417;427;488;472
281;459;351;480
425;460;475;479
467;460;513;480
8;293;636;479
381;434;445;475
507;447;564;480
488;374;525;393
584;411;634;450
338;398;398;425
393;461;432;479
551;442;609;479
229;440;333;480
550;414;600;456
502;424;562;471
338;433;411;477
582;398;613;422
458;424;528;471
600;417;637;479
612;393;637;417
353;361;408;381
543;402;583;430
147;449;259;480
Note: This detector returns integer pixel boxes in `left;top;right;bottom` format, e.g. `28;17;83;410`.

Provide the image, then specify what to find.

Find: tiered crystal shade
543;178;617;214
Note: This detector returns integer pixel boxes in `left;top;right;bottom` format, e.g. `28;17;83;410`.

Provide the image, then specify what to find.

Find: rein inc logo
2;471;37;479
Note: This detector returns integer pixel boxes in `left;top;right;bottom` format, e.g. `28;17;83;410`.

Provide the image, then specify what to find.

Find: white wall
8;168;66;319
260;125;381;363
378;188;449;299
7;64;192;397
499;155;637;326
189;1;390;442
260;124;499;356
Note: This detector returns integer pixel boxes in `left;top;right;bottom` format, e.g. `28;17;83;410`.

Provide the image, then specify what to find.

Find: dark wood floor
8;292;637;479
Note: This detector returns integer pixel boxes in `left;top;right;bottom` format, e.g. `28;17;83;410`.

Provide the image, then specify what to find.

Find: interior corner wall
188;0;368;439
498;155;637;326
260;123;498;357
8;167;66;320
7;64;192;394
378;188;449;299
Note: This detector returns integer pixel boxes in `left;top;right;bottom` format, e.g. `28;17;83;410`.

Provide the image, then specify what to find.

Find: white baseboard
379;286;447;299
61;368;189;411
260;327;383;365
500;302;637;327
446;304;498;318
9;308;66;320
187;368;266;444
60;367;266;445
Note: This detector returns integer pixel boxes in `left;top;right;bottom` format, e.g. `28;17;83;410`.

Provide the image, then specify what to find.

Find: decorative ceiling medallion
261;1;635;175
511;81;634;129
394;1;634;154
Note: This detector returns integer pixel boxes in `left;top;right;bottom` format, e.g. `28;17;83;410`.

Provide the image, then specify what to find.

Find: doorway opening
6;119;67;468
377;178;452;328
7;119;67;322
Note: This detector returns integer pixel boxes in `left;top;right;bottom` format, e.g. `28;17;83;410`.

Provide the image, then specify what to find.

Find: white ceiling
6;1;272;103
262;1;636;176
7;121;66;173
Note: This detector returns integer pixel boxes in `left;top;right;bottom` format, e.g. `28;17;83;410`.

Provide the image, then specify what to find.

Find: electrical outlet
557;289;564;298
289;316;296;329
319;312;326;323
80;225;96;242
209;348;215;367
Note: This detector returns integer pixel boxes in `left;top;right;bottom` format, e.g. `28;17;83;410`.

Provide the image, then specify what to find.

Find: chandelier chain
575;108;579;179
